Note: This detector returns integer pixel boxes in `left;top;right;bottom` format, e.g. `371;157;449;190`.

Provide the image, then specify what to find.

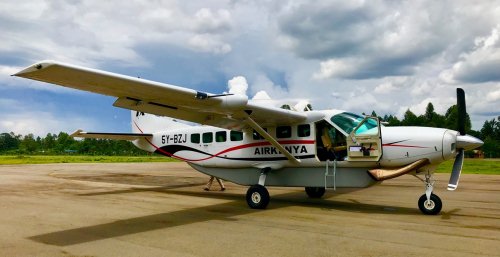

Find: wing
14;60;308;129
70;129;152;140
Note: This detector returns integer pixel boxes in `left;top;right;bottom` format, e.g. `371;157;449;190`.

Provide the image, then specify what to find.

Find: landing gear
418;193;442;215
416;173;442;215
246;185;270;209
246;168;270;209
305;187;325;198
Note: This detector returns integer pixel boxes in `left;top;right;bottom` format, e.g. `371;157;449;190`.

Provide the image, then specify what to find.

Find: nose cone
456;135;483;151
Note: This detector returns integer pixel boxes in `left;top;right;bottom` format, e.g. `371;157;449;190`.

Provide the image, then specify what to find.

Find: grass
0;155;177;165
435;158;500;175
0;155;498;175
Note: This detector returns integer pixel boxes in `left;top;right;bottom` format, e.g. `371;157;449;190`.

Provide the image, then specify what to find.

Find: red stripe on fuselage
134;121;193;161
133;121;315;162
382;144;429;149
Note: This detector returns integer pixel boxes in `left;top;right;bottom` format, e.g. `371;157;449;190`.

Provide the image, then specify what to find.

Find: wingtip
12;60;59;77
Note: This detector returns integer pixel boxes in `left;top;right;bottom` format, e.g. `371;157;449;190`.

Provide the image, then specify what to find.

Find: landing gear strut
417;173;442;215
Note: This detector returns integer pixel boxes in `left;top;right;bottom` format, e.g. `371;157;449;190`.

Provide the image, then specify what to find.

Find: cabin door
346;117;382;162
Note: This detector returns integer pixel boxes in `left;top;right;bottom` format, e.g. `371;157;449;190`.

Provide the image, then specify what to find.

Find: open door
346;117;382;162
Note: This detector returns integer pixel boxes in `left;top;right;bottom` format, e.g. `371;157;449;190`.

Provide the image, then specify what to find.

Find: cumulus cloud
278;1;499;80
188;34;232;54
486;87;500;102
313;59;359;79
0;1;235;67
227;76;248;95
252;90;272;100
440;25;500;83
1;0;500;133
193;8;232;33
0;98;98;136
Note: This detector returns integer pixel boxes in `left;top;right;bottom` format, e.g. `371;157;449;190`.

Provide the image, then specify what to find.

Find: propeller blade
448;149;464;191
457;88;466;135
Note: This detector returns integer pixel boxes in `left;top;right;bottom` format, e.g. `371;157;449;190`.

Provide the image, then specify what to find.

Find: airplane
13;60;484;215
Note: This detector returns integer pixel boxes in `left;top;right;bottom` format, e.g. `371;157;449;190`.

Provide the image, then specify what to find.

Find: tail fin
131;111;191;133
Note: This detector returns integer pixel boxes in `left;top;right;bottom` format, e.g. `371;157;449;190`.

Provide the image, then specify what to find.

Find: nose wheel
418;193;442;215
416;173;442;215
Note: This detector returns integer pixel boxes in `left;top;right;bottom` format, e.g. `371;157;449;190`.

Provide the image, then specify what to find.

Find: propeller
447;88;467;191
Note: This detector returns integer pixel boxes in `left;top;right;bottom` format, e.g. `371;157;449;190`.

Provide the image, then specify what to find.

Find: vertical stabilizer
131;111;191;133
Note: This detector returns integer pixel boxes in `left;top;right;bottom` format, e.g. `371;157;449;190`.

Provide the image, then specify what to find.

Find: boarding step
324;160;337;190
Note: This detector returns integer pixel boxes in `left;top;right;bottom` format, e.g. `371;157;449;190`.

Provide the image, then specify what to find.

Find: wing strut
244;116;301;165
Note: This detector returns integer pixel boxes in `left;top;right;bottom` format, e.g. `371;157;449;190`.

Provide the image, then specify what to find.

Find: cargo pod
330;113;382;162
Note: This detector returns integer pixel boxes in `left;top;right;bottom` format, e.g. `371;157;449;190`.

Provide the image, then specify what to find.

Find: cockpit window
330;112;378;135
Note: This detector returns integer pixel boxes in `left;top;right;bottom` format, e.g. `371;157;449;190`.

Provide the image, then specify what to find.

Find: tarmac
0;162;498;257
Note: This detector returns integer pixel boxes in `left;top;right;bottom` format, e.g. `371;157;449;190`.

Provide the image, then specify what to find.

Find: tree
384;115;401;126
20;134;38;153
401;109;422;126
43;133;56;152
0;132;20;152
444;105;471;132
424;102;435;121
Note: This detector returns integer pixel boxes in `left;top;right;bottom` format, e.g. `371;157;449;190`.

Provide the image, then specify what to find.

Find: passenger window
252;128;267;140
202;132;213;143
298;124;311;137
230;131;243;141
191;133;200;144
276;126;292;138
216;131;227;142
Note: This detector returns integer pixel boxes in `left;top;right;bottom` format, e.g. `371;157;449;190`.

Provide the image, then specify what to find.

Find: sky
1;0;499;136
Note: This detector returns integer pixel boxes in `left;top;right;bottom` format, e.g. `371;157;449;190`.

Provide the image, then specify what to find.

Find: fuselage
131;110;465;173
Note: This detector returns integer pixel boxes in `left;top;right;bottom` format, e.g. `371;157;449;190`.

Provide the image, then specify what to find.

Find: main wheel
418;193;442;215
305;187;326;198
246;185;270;209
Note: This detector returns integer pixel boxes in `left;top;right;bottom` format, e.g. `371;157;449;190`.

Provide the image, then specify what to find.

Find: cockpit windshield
330;112;378;135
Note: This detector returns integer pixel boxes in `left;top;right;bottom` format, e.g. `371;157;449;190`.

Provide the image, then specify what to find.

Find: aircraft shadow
30;187;420;246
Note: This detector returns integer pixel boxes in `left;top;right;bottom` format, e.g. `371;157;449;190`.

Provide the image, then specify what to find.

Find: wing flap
70;129;152;141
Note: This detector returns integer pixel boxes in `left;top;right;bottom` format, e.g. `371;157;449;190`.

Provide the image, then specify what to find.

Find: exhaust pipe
368;159;430;181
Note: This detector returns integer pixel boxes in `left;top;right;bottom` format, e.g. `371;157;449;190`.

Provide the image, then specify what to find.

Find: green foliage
0;132;150;156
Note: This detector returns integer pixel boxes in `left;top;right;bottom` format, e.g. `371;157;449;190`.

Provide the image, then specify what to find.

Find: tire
305;187;326;198
246;185;270;209
418;193;442;215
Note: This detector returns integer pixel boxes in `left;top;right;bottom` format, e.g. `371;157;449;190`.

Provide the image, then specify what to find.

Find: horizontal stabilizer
70;129;152;140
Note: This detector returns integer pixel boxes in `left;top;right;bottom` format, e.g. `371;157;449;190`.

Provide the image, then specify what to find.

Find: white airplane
13;60;484;215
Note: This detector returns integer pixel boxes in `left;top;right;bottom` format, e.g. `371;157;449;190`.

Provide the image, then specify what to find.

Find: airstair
325;160;337;190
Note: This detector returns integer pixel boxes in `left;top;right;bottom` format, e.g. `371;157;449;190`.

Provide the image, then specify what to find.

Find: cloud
1;0;500;134
192;8;232;33
252;90;272;100
0;97;98;136
278;1;500;80
440;25;500;83
188;34;232;54
0;1;235;67
278;1;446;79
227;76;248;95
486;87;500;102
374;77;408;94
